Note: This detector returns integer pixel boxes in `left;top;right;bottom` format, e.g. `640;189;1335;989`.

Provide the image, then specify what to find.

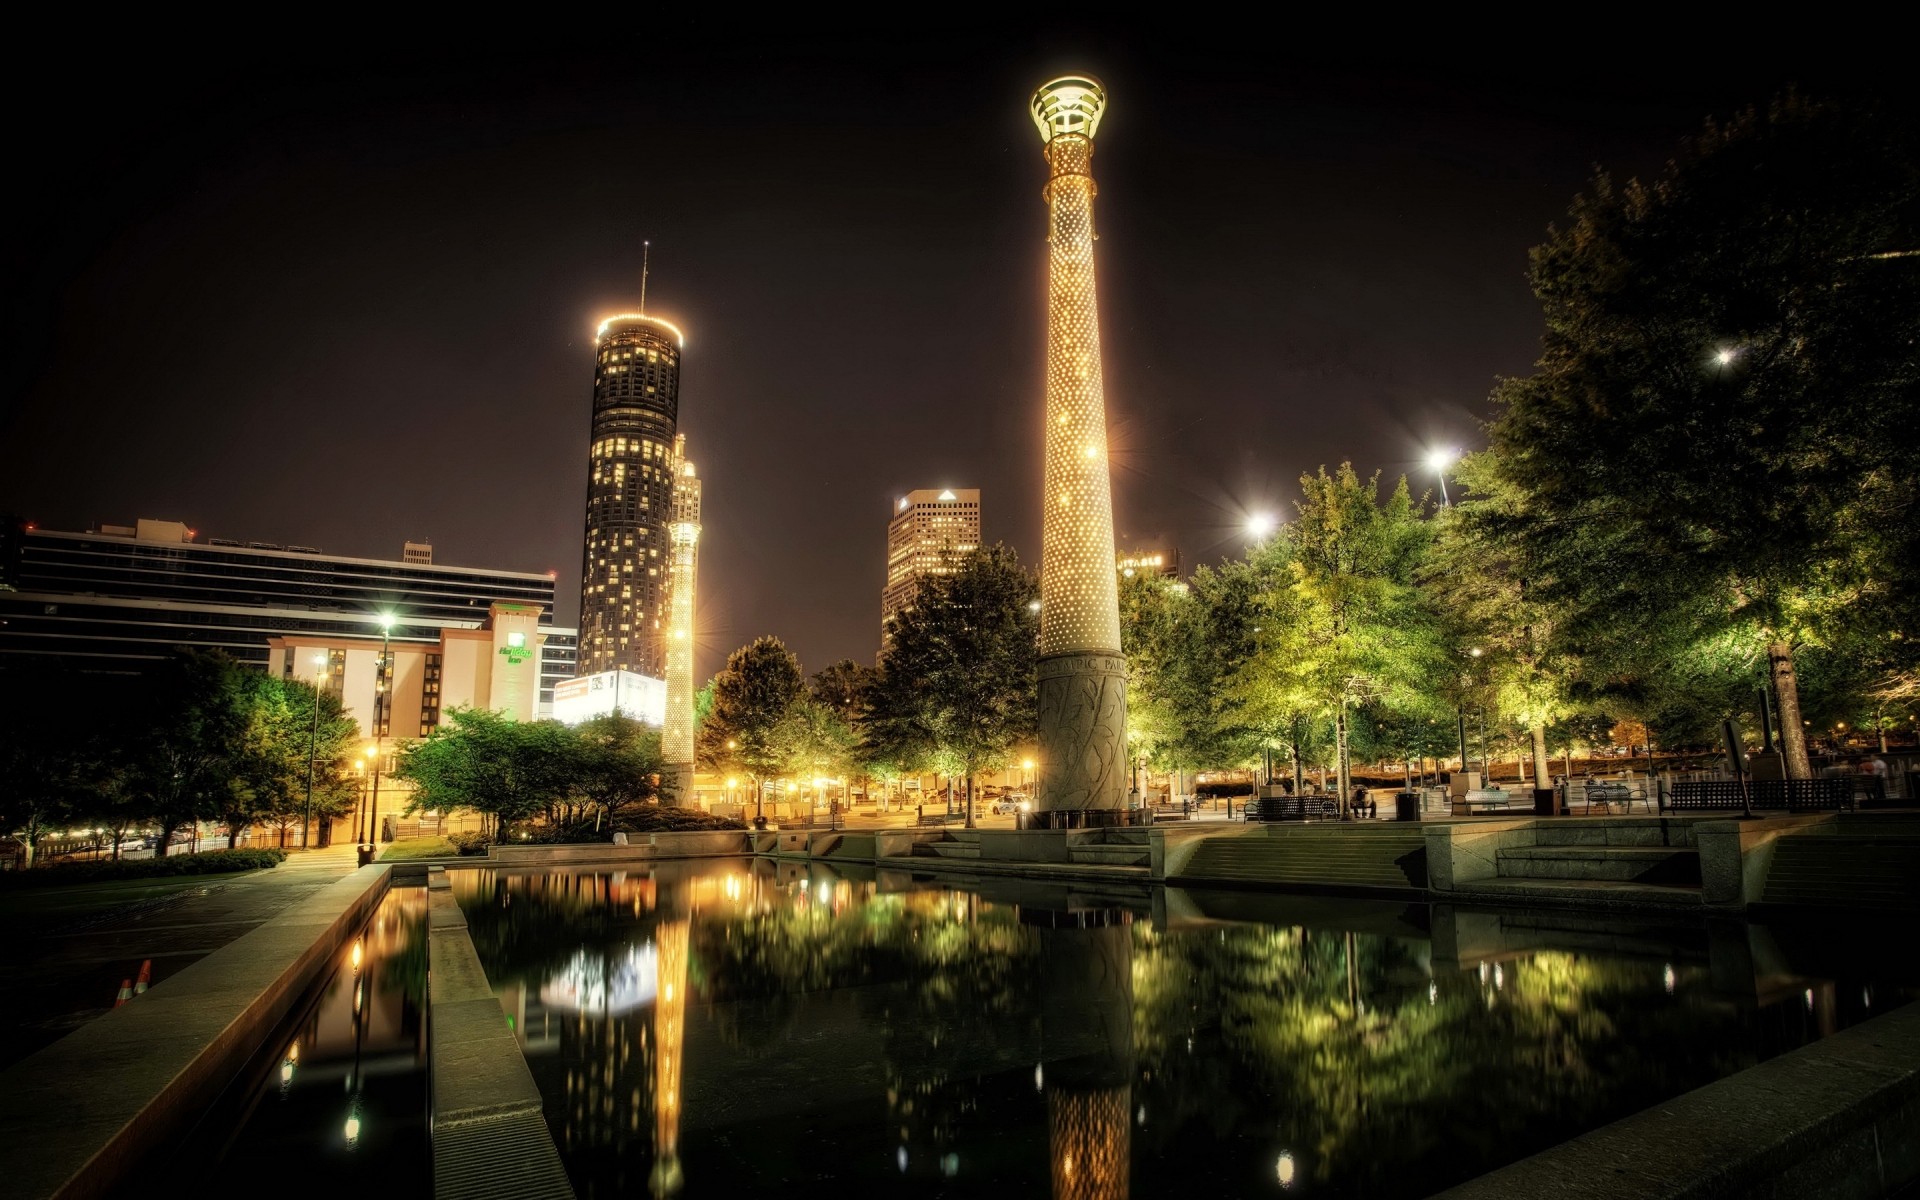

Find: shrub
447;831;493;856
618;806;747;833
0;848;287;888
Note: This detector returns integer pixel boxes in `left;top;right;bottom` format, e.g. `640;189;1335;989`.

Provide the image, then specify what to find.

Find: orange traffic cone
134;960;152;995
114;980;133;1007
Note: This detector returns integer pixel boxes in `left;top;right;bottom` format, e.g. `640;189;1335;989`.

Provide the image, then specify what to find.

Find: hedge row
1;848;288;888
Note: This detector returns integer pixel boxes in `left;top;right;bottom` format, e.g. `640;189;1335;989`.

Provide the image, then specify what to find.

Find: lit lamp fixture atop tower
661;434;701;802
1030;75;1130;825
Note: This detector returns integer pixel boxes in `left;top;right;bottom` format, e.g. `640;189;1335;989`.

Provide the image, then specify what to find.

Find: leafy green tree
570;713;664;826
395;707;574;835
1119;571;1221;780
868;545;1038;826
1429;456;1583;787
697;637;807;819
130;651;252;855
1215;534;1323;792
1481;94;1920;778
1274;465;1445;813
219;674;357;848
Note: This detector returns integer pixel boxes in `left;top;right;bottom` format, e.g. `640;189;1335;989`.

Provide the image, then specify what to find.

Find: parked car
989;794;1029;816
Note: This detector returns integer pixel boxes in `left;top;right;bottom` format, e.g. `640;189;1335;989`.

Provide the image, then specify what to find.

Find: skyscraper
579;312;684;677
880;488;981;639
661;434;701;797
1030;76;1130;823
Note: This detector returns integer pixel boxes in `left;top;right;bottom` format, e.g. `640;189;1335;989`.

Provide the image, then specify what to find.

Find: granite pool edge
1431;998;1920;1199
0;863;392;1200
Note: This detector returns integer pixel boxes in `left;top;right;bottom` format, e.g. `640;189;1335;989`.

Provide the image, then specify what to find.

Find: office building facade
579;313;684;678
0;517;576;717
880;488;981;637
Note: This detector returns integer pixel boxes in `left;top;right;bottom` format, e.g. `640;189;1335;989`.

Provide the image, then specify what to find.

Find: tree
1119;571;1216;780
1272;466;1445;814
697;637;807;820
395;708;574;835
570;713;664;827
129;651;252;855
1428;455;1582;788
222;674;356;848
1482;94;1920;779
868;545;1037;827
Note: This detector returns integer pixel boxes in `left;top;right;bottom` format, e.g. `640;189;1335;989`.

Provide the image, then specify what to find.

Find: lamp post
303;653;327;850
1426;448;1459;507
359;617;394;866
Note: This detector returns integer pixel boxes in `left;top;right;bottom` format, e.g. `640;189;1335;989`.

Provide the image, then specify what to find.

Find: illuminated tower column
662;435;701;803
1031;76;1129;822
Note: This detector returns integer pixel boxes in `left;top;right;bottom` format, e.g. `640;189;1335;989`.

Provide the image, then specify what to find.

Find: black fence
1246;795;1340;822
1665;778;1868;812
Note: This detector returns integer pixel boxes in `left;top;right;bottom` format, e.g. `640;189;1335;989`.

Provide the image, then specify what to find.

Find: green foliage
448;831;493;856
393;707;577;833
697;637;807;808
1480;94;1920;768
0;848;285;888
617;805;748;833
866;545;1038;810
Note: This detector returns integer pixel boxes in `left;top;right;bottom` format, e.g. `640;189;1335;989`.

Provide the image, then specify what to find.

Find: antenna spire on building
640;240;651;314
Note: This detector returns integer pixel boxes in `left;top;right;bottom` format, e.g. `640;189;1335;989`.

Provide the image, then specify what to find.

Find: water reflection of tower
1039;912;1134;1200
650;916;689;1197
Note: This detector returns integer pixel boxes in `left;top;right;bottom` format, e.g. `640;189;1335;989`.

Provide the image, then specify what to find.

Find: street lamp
360;616;394;866
303;653;326;851
1426;448;1459;507
1246;513;1277;541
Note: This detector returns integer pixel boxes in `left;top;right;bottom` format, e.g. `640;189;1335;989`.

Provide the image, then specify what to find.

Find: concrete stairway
1496;845;1701;886
1762;820;1920;910
1461;818;1705;909
1174;826;1427;893
923;830;981;859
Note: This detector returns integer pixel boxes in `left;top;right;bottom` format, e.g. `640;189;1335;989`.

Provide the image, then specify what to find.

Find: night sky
3;32;1901;682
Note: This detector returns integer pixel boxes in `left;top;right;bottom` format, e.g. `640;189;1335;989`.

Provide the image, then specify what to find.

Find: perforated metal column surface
1031;76;1129;817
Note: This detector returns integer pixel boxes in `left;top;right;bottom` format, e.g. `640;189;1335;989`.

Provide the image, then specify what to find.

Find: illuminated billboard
553;669;666;727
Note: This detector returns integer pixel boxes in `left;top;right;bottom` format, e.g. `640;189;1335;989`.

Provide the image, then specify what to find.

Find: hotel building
0;517;578;721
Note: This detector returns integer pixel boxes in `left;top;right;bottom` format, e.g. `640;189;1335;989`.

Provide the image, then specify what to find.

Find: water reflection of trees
455;868;1796;1198
1129;923;1752;1193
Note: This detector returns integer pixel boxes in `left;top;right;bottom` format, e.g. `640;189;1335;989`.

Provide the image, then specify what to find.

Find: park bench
1459;788;1517;814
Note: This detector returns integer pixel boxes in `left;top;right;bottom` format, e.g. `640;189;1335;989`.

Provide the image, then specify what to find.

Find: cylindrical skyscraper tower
580;313;684;679
1030;76;1129;823
662;434;701;800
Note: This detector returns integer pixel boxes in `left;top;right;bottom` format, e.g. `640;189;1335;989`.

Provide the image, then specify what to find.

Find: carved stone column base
1037;651;1129;813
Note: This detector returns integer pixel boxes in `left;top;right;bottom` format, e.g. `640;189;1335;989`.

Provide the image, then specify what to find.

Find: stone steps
1761;838;1920;909
1530;818;1699;849
1497;845;1701;885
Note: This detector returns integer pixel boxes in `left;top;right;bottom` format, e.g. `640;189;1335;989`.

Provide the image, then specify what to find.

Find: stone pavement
0;845;363;1069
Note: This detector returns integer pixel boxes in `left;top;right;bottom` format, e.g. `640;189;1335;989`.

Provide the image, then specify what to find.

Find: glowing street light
1246;513;1278;540
1426;447;1459;506
1713;346;1738;368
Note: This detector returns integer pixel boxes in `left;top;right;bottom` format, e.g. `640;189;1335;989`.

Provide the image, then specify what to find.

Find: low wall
426;874;573;1199
1422;819;1535;891
0;864;392;1199
485;830;751;869
1436;999;1920;1199
1695;814;1834;909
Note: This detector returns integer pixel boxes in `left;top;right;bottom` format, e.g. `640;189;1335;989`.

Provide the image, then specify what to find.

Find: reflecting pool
452;862;1915;1198
181;885;430;1195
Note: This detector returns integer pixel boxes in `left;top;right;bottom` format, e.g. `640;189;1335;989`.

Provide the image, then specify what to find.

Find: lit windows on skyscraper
580;314;684;677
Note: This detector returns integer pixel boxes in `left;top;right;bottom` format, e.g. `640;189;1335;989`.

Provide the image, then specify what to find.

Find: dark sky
3;31;1902;682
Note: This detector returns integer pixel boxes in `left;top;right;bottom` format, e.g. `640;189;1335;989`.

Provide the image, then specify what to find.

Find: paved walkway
0;845;362;1069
